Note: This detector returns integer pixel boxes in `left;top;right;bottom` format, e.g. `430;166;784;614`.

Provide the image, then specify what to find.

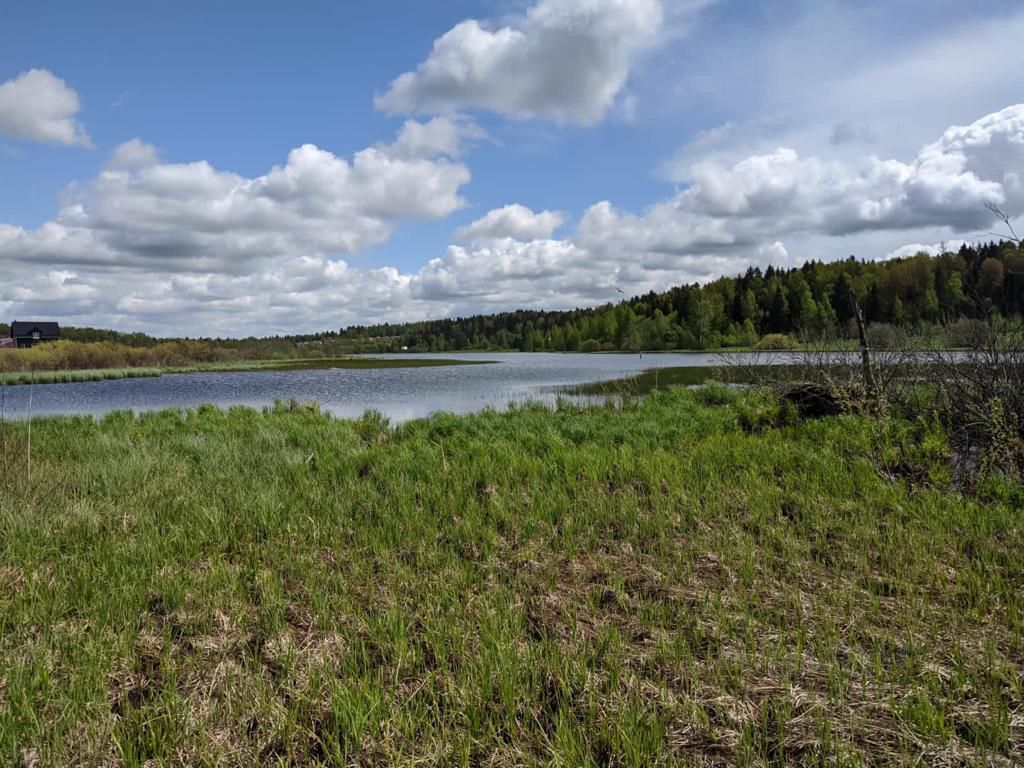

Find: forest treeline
338;241;1024;352
3;241;1022;360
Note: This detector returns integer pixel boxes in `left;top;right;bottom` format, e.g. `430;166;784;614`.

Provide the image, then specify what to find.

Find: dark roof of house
11;321;60;338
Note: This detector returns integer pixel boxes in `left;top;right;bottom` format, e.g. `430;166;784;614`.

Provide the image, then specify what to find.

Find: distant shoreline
0;356;493;386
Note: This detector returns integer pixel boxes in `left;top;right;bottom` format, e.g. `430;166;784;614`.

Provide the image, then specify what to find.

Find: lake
0;352;796;421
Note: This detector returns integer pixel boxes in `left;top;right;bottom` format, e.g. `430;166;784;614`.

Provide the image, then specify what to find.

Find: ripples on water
0;352;801;422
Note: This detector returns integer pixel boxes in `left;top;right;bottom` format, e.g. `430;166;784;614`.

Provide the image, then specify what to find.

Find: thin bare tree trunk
28;369;33;483
851;292;877;399
1;359;6;469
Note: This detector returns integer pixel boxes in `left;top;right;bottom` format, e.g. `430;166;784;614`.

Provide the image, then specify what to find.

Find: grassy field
0;388;1021;766
0;357;490;386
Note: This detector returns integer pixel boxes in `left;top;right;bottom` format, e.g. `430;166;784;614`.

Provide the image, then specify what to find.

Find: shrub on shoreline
0;339;240;373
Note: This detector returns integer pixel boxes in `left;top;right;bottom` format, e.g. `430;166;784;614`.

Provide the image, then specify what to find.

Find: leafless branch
985;202;1021;244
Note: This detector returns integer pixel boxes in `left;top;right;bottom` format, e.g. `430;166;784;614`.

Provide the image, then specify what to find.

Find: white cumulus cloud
455;204;566;241
375;0;666;124
0;69;92;146
2;105;1023;336
582;103;1024;271
104;138;161;170
0;120;472;274
885;240;969;260
411;236;595;306
385;116;485;159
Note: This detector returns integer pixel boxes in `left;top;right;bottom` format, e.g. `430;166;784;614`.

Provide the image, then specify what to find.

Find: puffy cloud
0;119;479;335
375;0;665;124
0;256;432;337
411;236;597;306
758;241;790;266
107;256;432;331
1;226;619;336
104;139;160;170
7;269;96;303
0;267;101;322
455;204;565;241
0;121;471;274
885;240;969;260
0;69;92;146
582;104;1024;270
385;116;485;159
0;224;24;246
3;105;1024;336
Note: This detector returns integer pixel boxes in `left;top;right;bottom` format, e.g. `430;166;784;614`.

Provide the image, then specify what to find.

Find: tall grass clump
0;388;1020;766
0;367;164;385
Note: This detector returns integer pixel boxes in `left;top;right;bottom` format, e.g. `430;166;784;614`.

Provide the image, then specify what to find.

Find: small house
10;321;60;349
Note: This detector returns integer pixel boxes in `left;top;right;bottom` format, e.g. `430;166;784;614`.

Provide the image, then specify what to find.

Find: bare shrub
720;315;1023;488
926;319;1024;485
721;323;922;419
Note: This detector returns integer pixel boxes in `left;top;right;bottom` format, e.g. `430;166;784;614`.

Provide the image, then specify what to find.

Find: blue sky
1;0;1023;335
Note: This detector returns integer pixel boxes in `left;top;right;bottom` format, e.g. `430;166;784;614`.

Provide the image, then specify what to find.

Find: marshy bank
0;356;491;387
1;387;1021;766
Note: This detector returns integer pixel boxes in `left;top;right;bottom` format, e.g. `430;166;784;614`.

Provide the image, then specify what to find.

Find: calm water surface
0;352;792;422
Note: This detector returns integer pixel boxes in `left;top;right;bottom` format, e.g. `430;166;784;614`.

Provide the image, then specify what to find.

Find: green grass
568;360;946;398
0;357;491;386
565;364;804;396
0;388;1021;766
0;367;164;385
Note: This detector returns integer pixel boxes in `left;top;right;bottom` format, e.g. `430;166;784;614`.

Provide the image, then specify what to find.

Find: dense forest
337;241;1024;352
4;241;1022;354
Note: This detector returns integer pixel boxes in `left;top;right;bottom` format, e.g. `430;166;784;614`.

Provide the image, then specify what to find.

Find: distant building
10;321;60;349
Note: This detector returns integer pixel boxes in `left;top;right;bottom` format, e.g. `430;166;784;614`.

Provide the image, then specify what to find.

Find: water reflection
0;352;801;422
